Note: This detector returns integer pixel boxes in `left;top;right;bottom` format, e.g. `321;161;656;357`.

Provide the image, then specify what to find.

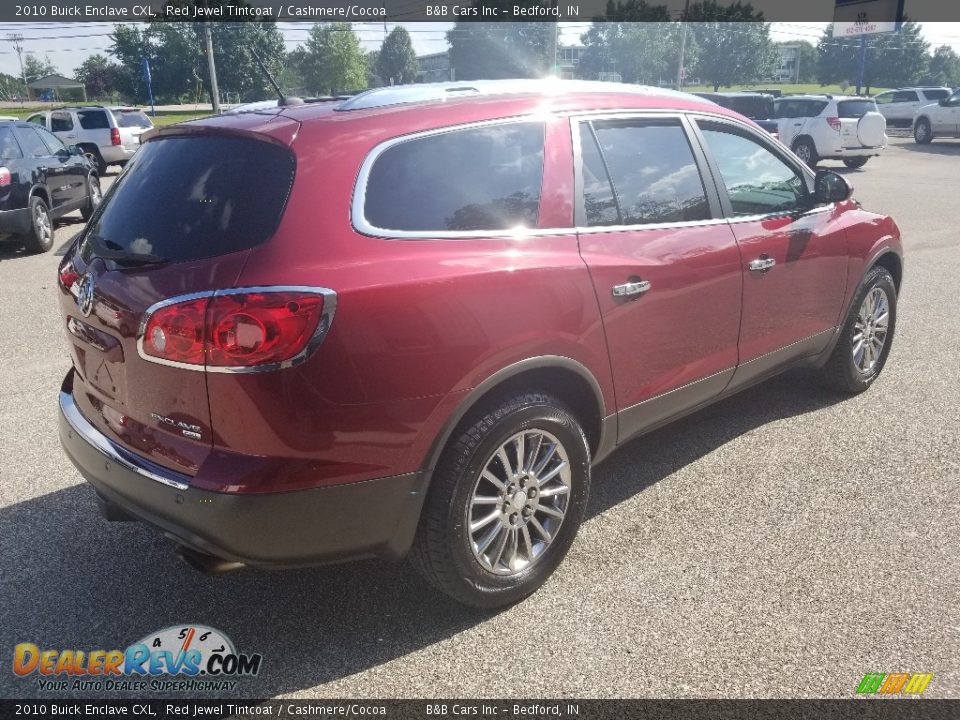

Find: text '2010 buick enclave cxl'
57;80;903;607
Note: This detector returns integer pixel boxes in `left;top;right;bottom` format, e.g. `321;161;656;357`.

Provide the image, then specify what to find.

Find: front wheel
22;196;53;253
820;266;897;393
843;157;868;169
80;174;102;221
914;118;932;144
410;392;591;608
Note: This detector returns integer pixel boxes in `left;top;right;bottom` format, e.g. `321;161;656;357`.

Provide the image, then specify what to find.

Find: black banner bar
2;700;959;720
2;0;960;24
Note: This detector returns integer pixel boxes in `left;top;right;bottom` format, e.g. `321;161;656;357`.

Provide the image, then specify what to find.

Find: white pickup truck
913;88;960;144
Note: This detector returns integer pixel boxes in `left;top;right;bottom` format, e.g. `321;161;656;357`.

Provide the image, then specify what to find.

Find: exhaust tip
176;545;245;575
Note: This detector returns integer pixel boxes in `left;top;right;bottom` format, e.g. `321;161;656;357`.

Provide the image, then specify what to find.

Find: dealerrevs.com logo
13;625;263;692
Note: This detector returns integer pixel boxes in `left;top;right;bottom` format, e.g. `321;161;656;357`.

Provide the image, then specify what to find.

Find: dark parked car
57;81;902;608
694;92;779;135
0;121;101;253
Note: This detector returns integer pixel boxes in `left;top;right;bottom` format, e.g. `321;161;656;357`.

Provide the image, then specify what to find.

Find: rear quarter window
0;127;23;159
361;122;544;234
114;110;152;128
923;89;950;101
78;111;110;130
85;134;295;263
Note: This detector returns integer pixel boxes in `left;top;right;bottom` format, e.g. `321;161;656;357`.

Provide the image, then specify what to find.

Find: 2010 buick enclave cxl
57;80;903;607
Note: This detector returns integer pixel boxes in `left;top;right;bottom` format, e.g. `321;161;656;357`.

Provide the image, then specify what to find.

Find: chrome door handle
612;280;651;297
748;257;776;272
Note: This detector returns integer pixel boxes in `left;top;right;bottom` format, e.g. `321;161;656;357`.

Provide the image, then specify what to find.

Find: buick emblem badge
77;274;95;317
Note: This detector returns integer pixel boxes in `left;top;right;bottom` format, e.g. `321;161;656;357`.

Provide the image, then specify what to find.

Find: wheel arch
870;248;903;292
421;356;613;477
28;184;50;206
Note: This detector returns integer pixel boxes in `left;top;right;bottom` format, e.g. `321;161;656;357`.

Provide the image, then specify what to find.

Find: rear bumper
100;145;137;163
0;207;31;236
826;144;886;158
59;378;427;566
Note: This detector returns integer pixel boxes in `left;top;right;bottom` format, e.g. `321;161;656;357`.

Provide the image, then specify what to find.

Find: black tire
82;146;108;175
914;118;932;145
820;266;897;394
843;157;868;169
792;137;818;167
21;196;54;254
410;392;591;608
81;173;102;222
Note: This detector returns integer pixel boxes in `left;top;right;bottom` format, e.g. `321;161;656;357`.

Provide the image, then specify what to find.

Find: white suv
774;95;887;168
872;87;952;127
913;88;960;144
26;106;153;175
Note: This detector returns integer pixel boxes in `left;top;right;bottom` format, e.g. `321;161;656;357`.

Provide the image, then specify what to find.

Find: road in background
1;137;957;699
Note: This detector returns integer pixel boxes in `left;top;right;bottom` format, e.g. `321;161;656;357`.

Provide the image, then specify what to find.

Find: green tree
110;23;197;104
74;54;121;99
448;3;553;80
816;21;929;94
580;21;696;85
923;45;960;87
687;1;777;91
290;23;368;95
0;72;25;101
377;26;418;85
23;54;58;84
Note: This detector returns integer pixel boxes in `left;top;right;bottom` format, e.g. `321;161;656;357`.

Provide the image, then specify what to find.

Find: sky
1;21;960;80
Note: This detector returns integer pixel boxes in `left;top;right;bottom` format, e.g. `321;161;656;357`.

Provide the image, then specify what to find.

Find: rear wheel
792;138;818;167
82;145;108;175
913;118;932;144
410;392;591;608
80;174;102;221
843;157;868;169
820;266;897;394
22;196;53;254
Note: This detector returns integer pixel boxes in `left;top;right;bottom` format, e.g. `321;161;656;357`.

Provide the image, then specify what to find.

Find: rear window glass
78;110;110;130
114;110;152;128
0;127;22;159
924;89;950;101
85;135;295;263
838;100;878;118
363;122;544;233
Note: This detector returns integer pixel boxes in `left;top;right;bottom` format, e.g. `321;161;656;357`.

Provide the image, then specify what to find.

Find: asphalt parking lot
1;136;957;700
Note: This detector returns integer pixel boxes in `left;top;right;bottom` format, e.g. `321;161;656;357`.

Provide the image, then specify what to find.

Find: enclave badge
76;274;95;317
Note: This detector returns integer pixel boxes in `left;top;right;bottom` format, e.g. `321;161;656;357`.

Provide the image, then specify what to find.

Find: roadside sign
833;0;904;36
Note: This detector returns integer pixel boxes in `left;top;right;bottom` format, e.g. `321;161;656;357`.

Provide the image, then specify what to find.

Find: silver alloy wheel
915;120;930;142
34;203;51;243
467;429;572;575
795;143;811;163
852;287;890;374
90;177;102;206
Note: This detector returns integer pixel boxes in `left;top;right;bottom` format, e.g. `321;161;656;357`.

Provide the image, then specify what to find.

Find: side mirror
814;169;852;204
69;144;83;156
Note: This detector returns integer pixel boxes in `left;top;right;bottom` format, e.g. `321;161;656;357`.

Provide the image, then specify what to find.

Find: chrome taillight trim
136;285;338;374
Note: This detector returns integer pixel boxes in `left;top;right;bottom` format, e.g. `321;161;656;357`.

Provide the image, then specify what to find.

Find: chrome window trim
136;285;337;374
569;110;724;232
351;115;555;240
60;389;191;491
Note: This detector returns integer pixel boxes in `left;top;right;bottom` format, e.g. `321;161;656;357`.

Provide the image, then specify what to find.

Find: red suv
58;81;902;607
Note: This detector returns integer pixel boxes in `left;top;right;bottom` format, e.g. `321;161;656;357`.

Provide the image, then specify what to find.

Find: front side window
698;123;807;216
363;122;544;233
580;119;710;227
27;114;46;126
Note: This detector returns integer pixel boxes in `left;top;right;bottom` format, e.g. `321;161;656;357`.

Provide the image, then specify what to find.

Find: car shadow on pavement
0;369;845;699
896;140;960;156
0;217;86;262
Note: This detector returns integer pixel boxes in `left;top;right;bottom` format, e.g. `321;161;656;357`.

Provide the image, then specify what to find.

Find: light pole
6;33;27;105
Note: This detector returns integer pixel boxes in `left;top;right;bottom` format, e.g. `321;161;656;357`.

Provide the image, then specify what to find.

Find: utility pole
204;23;221;114
676;0;690;91
6;33;26;105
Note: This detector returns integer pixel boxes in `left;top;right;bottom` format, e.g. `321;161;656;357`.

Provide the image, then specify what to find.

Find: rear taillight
140;288;334;370
0;166;10;187
110;128;121;146
826;117;841;131
59;262;80;290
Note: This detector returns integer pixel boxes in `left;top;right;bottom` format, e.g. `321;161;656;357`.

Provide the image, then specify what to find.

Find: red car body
57;82;903;571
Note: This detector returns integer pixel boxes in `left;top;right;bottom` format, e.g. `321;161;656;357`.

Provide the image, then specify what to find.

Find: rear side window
0;128;22;159
13;127;49;157
51;113;73;132
78;110;110;130
114;110;152;128
86;135;295;263
363;122;544;233
36;126;66;154
837;100;878;118
892;91;919;103
580;119;710;226
924;89;950;101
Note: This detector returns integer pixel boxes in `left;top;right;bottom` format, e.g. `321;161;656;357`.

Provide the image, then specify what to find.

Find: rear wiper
86;234;168;267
